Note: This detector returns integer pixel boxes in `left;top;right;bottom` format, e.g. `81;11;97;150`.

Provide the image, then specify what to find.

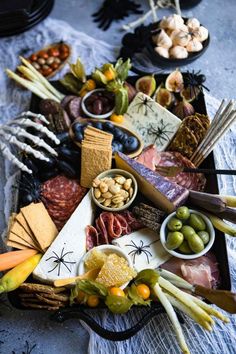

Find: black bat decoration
92;0;143;31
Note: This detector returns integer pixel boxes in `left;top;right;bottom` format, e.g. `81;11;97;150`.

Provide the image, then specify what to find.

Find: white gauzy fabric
0;17;236;354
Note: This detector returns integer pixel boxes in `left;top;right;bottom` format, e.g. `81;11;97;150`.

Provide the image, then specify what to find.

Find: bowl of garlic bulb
148;14;210;66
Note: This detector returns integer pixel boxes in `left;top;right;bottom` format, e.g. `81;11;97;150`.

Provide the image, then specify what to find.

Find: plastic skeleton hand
0;111;60;174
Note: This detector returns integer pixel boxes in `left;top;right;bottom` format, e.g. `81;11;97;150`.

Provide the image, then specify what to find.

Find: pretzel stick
195;110;236;166
191;99;227;161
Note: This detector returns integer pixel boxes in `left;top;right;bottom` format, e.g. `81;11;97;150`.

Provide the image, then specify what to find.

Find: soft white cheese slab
33;191;95;283
124;92;181;151
112;228;171;272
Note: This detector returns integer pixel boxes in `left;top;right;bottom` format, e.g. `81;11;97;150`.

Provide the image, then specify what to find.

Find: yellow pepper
0;253;42;293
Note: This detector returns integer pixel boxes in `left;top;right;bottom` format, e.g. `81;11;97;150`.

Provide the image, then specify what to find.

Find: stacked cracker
80;126;113;188
18;283;69;311
169;113;210;159
7;202;58;253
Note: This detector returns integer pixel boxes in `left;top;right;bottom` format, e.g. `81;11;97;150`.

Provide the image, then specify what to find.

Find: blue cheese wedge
33;191;95;283
124;92;181;151
112;228;171;272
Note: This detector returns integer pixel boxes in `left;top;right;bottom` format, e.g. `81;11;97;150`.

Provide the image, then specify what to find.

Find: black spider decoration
17;173;42;206
46;247;76;277
126;240;156;264
12;341;36;354
132;95;155;116
146;120;174;146
183;70;209;101
92;0;143;31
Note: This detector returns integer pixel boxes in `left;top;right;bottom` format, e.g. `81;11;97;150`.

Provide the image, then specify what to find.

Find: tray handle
51;304;172;341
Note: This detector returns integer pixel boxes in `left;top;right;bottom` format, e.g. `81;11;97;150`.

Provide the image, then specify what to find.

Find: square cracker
80;145;112;188
15;212;35;238
10;220;41;250
8;231;34;249
6;240;29;250
20;202;58;251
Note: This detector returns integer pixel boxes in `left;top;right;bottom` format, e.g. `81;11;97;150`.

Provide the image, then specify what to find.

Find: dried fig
135;75;156;96
165;69;184;92
172;100;195;120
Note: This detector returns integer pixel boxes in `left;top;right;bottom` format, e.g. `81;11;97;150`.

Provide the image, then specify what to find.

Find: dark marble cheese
115;152;189;213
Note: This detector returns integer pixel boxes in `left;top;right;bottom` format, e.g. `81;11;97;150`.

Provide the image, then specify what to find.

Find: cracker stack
80;126;113;188
7;202;58;252
168;113;210;159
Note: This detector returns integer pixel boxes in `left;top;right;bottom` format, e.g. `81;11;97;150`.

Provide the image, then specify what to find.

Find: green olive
198;231;210;245
178;240;192;254
181;225;196;240
187;234;205;253
176;206;190;221
167;217;183;231
189;213;206;231
166;231;184;250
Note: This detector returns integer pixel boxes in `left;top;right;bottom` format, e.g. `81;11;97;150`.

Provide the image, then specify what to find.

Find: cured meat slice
86;226;99;250
136;146;206;191
41;175;87;230
161;252;220;289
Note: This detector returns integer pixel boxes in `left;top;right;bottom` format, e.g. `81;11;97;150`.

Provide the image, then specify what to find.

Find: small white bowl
92;169;138;212
160;209;215;260
78;245;133;289
81;88;115;119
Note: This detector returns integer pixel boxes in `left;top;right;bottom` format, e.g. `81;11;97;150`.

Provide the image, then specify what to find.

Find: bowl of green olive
160;206;215;259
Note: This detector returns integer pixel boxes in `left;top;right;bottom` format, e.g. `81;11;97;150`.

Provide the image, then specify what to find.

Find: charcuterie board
3;62;235;348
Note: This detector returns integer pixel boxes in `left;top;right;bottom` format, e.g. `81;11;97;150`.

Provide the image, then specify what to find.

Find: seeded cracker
183;116;207;143
169;125;198;158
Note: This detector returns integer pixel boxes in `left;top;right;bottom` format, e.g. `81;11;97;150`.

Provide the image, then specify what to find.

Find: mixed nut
92;175;134;209
28;43;70;77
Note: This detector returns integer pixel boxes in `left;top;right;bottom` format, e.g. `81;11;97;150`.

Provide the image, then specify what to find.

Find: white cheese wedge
112;228;171;272
125;92;181;151
33;191;95;283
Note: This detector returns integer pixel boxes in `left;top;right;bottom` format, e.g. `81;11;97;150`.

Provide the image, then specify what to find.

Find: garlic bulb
171;29;191;47
154;46;169;58
187;18;200;30
165;14;184;31
169;46;188;59
198;26;209;42
186;38;203;52
152;29;172;49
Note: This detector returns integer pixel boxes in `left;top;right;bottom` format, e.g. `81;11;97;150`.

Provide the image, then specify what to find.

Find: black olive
104;121;114;132
113;127;124;140
57;160;77;178
123;136;139;152
74;131;84;143
56;131;70;144
92;121;103;130
120;133;129;143
112;140;124;153
72;122;84;134
57;146;81;164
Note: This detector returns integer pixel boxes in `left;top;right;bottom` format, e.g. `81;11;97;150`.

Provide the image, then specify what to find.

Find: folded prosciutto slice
161;252;220;289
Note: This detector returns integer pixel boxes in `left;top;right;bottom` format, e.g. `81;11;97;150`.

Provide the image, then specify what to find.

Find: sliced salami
86;226;99;250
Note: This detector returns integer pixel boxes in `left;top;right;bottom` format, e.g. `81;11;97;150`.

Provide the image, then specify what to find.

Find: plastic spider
132;95;155;116
183;70;209;101
146;120;173;146
126;240;153;264
46;247;76;277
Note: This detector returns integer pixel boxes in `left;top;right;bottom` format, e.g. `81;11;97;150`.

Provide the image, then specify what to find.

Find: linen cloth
0;18;235;354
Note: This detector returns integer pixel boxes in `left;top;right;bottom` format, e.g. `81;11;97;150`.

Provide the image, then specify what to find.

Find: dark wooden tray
7;73;231;340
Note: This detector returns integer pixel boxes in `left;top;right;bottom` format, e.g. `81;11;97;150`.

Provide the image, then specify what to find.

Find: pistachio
124;179;132;191
97;197;105;203
112;196;124;204
102;192;113;199
109;184;121;195
129;187;134;198
92;178;100;188
103;199;112;207
114;176;126;185
94;188;101;199
100;182;108;193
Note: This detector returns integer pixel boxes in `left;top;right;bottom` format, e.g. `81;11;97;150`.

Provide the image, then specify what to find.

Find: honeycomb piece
96;253;137;288
85;249;108;271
